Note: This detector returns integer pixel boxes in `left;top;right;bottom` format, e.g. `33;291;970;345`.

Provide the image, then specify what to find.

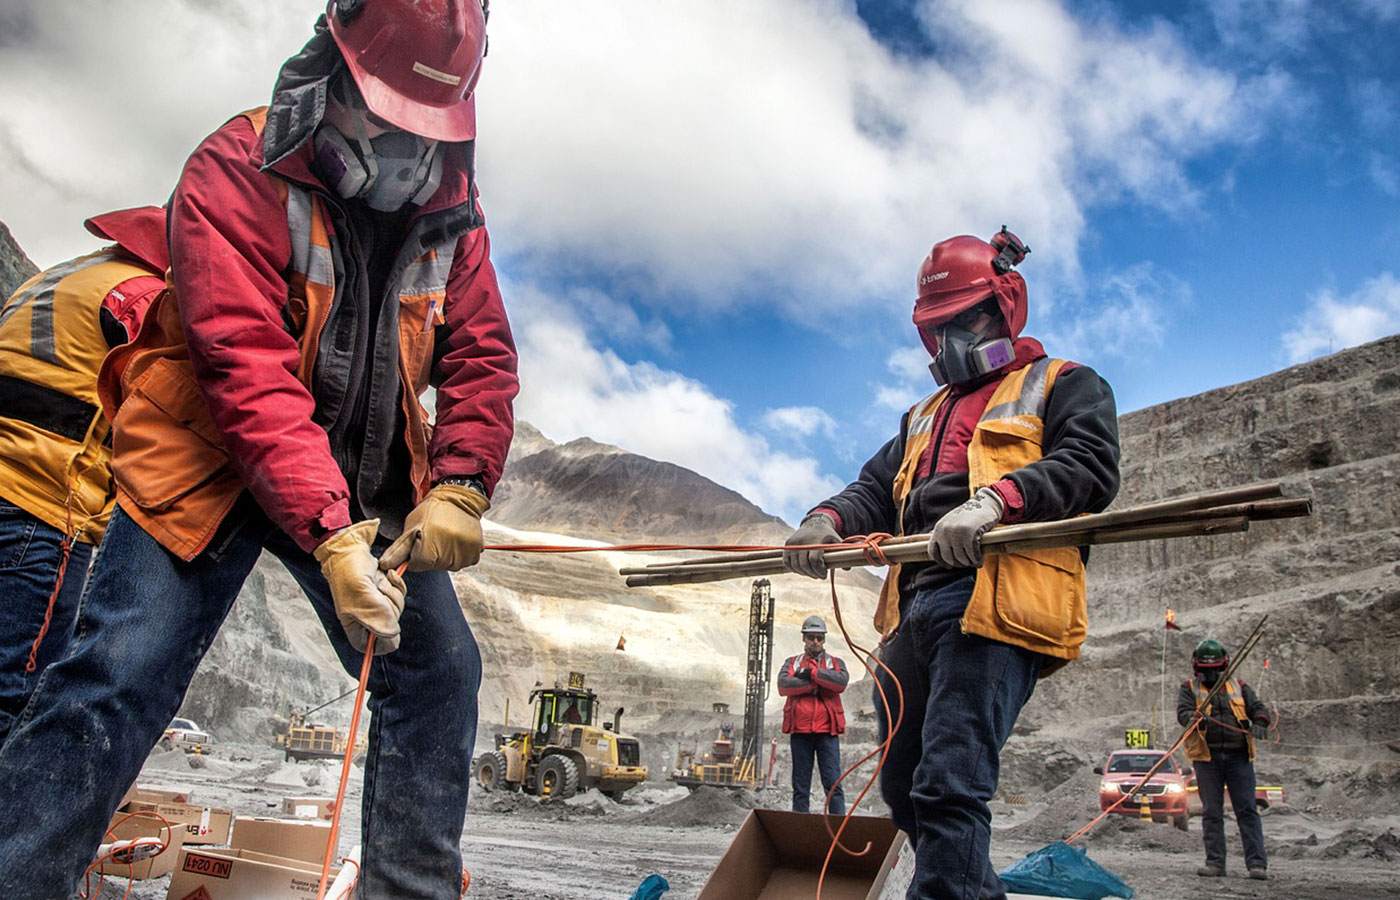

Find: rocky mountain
490;421;790;545
1;220;39;299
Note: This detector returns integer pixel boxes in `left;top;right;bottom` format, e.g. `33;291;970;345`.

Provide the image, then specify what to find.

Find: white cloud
1282;273;1400;363
760;406;837;439
1368;154;1399;197
1038;263;1185;360
0;1;1286;302
874;345;931;412
507;281;842;521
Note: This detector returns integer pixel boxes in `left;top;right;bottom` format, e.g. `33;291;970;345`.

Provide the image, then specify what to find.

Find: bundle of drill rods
619;484;1312;588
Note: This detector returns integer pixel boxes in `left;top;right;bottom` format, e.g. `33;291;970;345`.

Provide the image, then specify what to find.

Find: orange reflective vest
100;109;451;561
1184;678;1255;762
0;250;162;542
875;358;1088;668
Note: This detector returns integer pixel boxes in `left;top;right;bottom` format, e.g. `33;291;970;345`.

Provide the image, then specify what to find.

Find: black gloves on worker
1252;721;1271;740
784;513;841;579
794;667;812;681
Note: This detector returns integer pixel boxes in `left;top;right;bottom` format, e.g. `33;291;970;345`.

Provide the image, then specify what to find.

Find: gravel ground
93;742;1400;900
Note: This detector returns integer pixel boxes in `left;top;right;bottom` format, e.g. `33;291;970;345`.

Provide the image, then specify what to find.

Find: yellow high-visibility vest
877;358;1087;669
0;249;158;541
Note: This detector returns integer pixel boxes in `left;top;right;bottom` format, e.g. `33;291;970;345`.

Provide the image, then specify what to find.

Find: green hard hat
1192;638;1228;668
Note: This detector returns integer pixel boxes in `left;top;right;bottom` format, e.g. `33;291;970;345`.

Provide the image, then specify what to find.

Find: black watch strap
436;474;486;495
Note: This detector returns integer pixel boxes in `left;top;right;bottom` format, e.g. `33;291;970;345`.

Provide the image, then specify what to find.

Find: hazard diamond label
177;887;214;900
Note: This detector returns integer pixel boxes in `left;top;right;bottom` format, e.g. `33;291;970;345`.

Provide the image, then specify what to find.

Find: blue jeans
0;501;481;899
0;498;94;746
790;732;846;815
876;577;1041;900
1194;751;1267;871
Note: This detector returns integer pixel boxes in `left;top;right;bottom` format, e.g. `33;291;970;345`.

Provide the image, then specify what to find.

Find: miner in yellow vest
1177;638;1272;880
0;206;165;743
784;228;1120;900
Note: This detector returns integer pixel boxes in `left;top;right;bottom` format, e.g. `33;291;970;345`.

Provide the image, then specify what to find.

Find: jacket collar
83;206;169;272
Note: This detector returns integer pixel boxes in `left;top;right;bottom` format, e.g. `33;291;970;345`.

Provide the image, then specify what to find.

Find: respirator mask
929;301;1014;387
312;78;444;212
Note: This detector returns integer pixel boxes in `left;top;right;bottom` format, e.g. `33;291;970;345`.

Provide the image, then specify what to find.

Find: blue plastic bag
627;873;670;900
998;841;1134;899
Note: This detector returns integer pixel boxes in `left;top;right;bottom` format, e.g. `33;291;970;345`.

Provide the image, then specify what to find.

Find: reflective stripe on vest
874;358;1063;635
0;249;157;539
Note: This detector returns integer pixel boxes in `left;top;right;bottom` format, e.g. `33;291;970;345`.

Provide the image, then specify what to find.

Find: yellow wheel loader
472;675;647;800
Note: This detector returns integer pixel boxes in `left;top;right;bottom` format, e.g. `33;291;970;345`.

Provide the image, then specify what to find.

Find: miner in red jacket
778;615;850;815
0;2;516;897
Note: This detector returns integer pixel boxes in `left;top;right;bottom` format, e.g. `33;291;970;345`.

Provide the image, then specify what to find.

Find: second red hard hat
327;0;487;142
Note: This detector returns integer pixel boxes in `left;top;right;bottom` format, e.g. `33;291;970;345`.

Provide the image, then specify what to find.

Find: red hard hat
912;229;1030;355
327;0;487;142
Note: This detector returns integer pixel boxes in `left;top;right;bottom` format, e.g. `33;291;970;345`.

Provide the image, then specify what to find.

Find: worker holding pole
0;2;516;897
1178;638;1272;880
784;229;1120;900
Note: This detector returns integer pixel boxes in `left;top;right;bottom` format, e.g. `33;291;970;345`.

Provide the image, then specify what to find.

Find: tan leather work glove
379;483;489;572
313;519;406;654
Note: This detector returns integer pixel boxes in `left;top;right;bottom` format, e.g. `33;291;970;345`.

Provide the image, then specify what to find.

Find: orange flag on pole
1164;608;1181;631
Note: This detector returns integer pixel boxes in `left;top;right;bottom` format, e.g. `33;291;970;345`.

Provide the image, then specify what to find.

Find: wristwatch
436;474;487;497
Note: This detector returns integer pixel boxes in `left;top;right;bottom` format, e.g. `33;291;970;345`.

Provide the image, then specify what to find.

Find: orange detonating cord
80;811;173;900
814;565;906;899
317;631;374;900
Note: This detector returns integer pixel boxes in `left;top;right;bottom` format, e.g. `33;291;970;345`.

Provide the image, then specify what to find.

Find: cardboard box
96;811;189;880
231;816;333;864
165;847;340;900
280;796;337;820
696;809;909;900
129;786;195;805
122;798;233;846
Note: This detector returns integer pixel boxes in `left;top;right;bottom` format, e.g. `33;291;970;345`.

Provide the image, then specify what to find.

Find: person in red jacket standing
0;3;515;897
778;615;849;815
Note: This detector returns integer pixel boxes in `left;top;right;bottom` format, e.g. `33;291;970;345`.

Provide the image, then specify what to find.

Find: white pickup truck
161;717;212;753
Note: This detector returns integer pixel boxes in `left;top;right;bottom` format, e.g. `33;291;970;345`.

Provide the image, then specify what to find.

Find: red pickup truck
1094;749;1191;830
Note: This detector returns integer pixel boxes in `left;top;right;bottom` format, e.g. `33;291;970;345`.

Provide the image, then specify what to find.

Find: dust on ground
95;740;1400;900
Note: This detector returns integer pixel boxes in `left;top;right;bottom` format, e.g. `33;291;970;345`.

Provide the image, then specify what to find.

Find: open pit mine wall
1028;334;1400;756
0;221;39;299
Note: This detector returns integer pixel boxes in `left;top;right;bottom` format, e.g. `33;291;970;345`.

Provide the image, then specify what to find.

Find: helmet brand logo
920;271;950;286
412;61;463;86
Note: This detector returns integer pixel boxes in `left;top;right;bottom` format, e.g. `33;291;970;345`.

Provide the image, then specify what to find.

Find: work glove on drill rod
380;482;489;572
784;512;842;579
314;519;406;654
928;487;1004;568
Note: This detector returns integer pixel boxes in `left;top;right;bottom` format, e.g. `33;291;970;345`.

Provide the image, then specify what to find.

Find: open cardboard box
696;810;1072;900
165;847;341;900
697;809;910;900
231;816;333;864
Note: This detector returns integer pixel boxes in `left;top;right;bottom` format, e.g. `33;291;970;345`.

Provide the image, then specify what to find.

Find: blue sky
2;0;1397;525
